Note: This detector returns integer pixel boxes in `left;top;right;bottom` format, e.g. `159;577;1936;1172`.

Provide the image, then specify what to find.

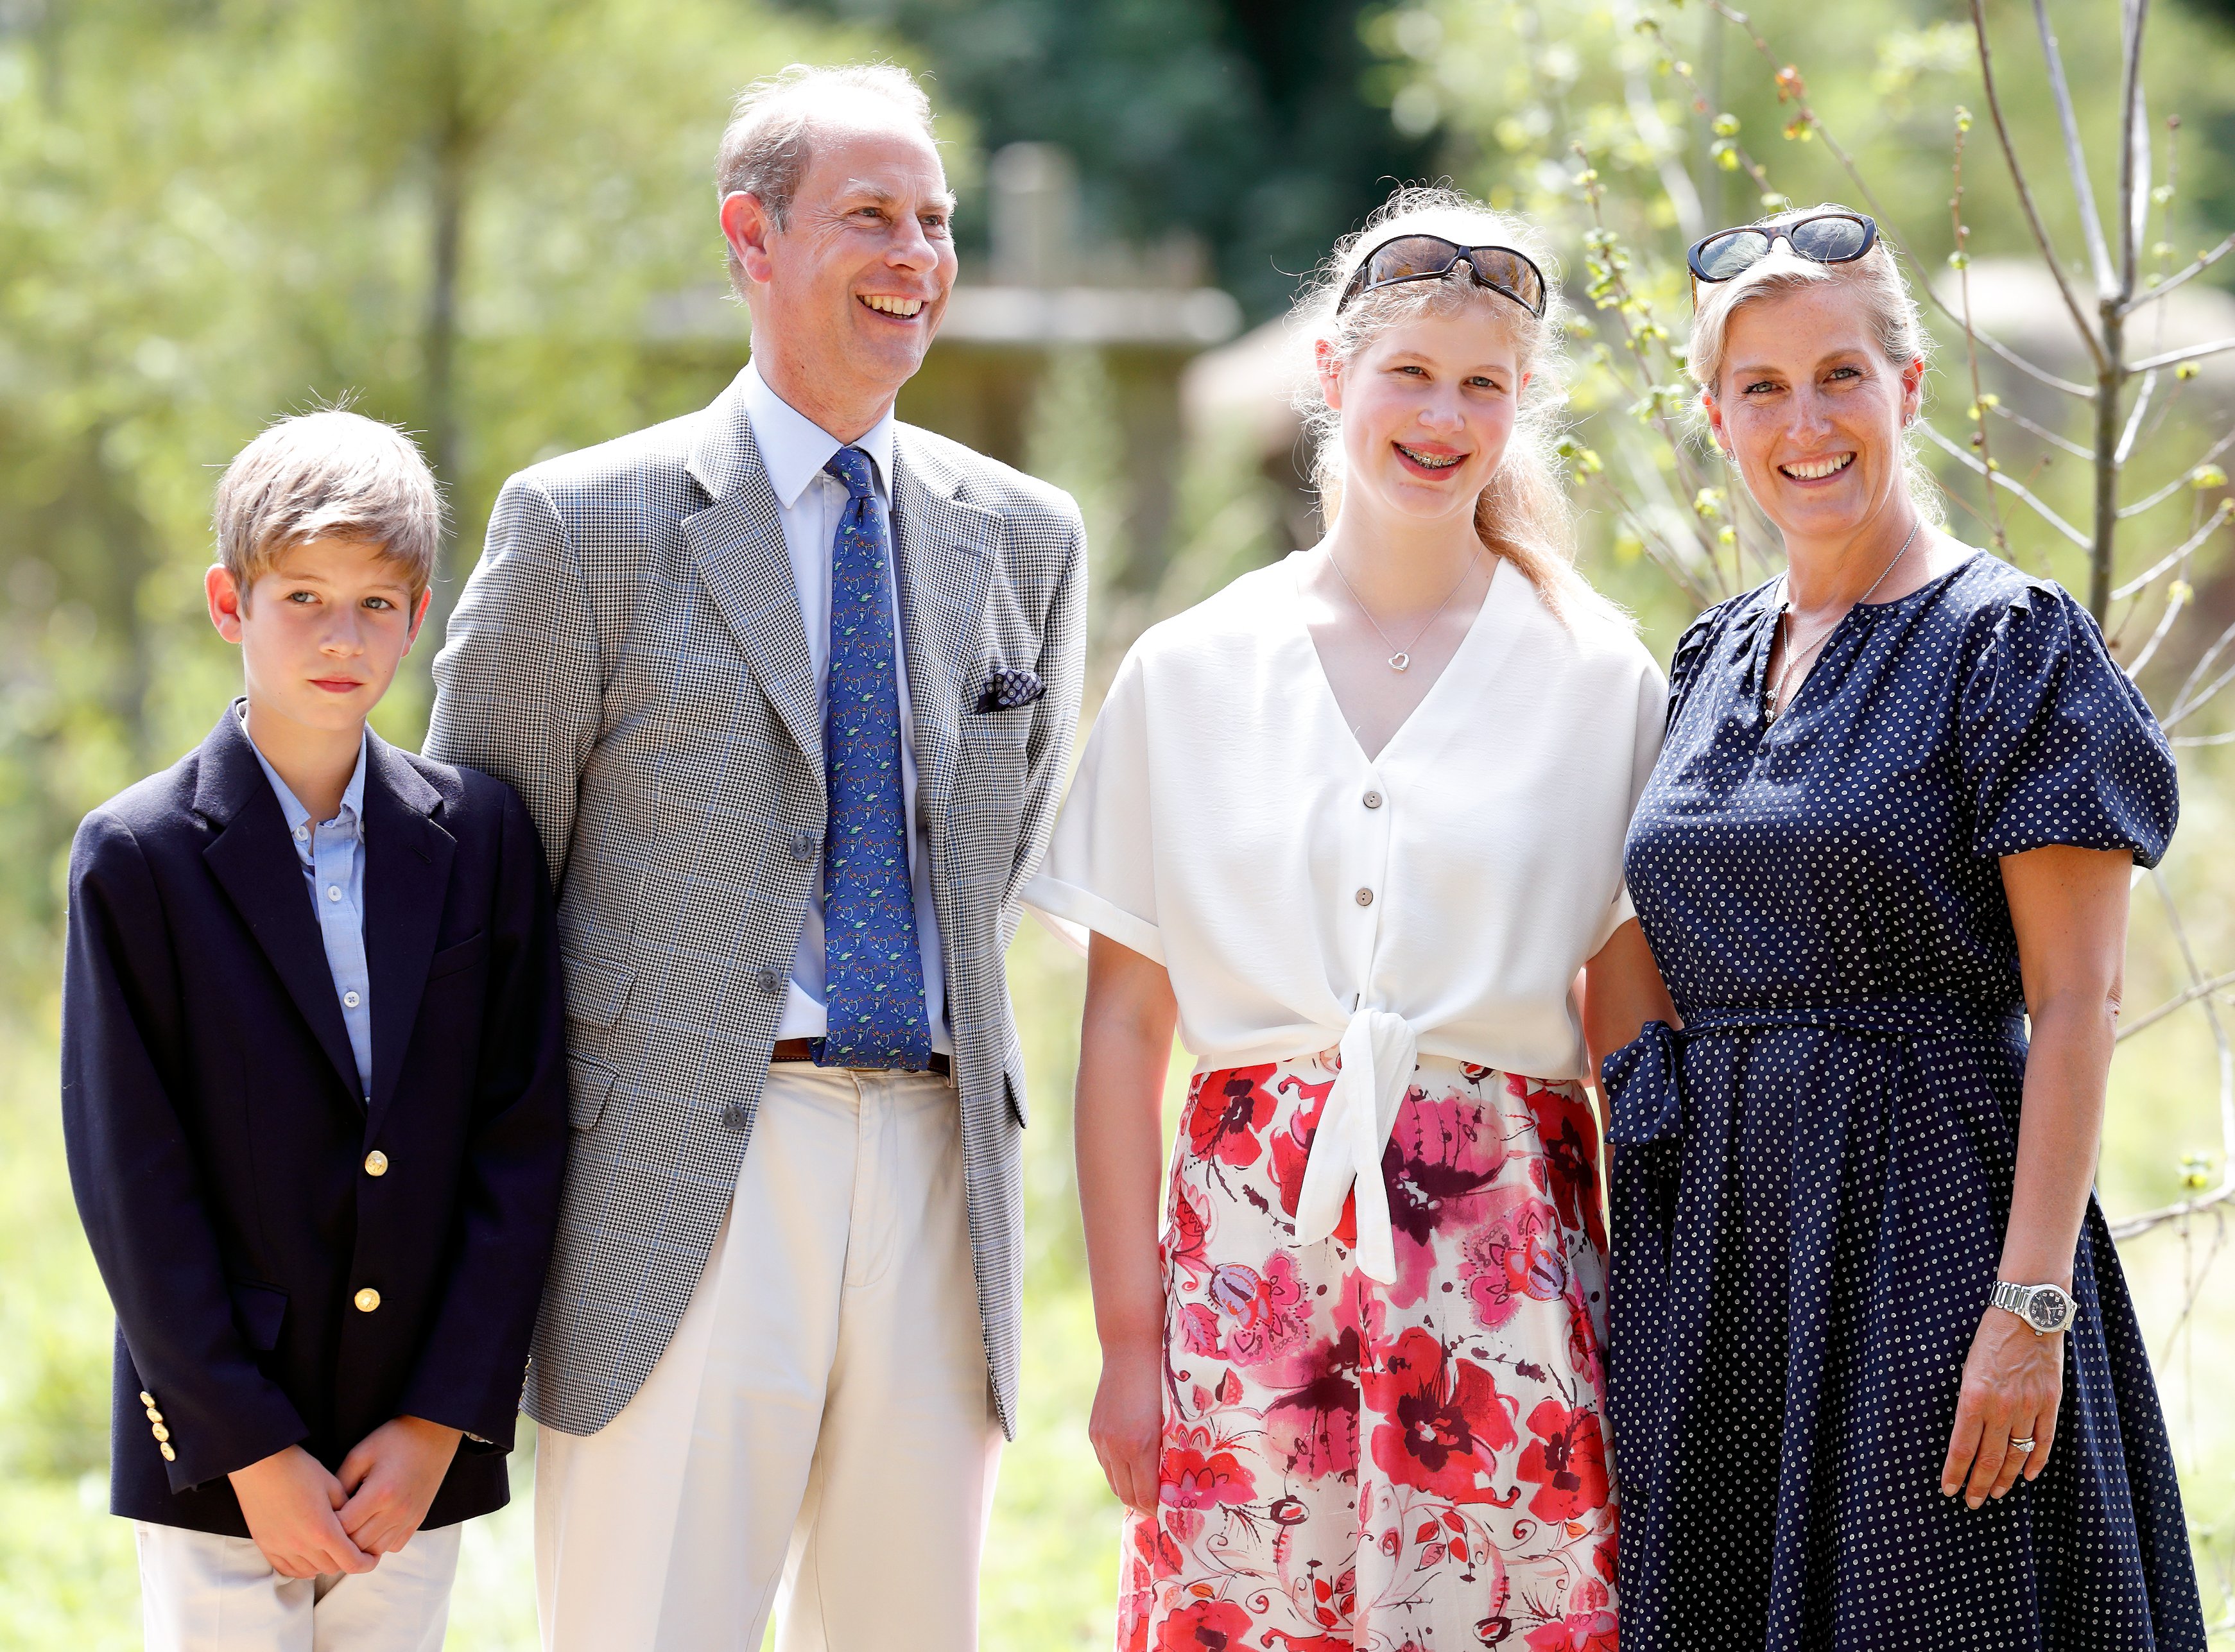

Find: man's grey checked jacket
424;368;1085;1438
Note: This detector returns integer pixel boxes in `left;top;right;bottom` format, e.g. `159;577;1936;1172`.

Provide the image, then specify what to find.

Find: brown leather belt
771;1038;951;1078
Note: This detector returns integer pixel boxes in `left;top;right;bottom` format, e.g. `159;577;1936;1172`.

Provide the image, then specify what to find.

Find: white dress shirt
741;360;951;1054
1022;554;1665;1278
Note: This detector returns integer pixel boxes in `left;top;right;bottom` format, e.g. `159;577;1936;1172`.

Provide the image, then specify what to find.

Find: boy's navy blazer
61;705;566;1537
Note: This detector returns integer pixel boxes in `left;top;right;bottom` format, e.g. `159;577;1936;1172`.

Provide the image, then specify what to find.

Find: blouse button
1362;791;1383;809
1354;888;1374;907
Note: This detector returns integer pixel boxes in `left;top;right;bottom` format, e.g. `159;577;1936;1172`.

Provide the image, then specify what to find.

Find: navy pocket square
974;668;1044;712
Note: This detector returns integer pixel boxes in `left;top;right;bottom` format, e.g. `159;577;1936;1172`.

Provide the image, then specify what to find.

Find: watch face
2026;1290;2071;1332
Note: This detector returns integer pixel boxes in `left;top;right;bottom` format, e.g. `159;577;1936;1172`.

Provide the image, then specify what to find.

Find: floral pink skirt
1118;1051;1619;1652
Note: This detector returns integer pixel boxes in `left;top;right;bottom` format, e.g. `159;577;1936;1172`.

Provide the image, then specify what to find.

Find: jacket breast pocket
426;930;488;983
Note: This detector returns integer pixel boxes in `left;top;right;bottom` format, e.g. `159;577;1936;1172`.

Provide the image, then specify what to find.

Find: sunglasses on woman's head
1686;211;1878;288
1338;234;1549;320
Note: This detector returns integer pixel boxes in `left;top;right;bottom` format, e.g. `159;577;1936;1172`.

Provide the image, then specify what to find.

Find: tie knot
823;445;876;501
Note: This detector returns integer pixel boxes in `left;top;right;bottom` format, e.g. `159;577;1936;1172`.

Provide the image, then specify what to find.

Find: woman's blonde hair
1293;185;1621;627
1685;204;1944;525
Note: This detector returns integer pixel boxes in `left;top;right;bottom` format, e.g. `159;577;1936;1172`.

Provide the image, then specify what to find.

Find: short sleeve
1589;643;1669;954
1662;592;1744;733
1019;647;1165;963
1957;583;2179;867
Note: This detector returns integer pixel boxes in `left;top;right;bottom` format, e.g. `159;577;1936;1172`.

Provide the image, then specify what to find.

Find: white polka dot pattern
1603;553;2204;1650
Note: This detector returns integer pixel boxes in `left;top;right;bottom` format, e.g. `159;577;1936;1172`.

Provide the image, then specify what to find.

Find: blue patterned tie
816;446;934;1071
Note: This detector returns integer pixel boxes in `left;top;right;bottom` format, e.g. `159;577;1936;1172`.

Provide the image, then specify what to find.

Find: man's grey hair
716;62;937;294
214;409;445;598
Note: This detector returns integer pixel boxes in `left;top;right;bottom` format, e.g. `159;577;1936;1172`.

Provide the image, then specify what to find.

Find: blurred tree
0;0;877;1014
776;0;1437;318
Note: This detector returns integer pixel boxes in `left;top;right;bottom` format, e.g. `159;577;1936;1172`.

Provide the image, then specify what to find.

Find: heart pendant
1388;651;1411;673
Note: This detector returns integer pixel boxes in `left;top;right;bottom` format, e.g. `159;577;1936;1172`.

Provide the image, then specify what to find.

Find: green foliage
0;0;878;1015
773;0;1439;318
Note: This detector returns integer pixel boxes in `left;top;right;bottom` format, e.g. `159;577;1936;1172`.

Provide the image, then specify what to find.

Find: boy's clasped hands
229;1418;463;1578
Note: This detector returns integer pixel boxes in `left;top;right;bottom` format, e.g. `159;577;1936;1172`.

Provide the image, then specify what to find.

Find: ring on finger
2009;1435;2036;1454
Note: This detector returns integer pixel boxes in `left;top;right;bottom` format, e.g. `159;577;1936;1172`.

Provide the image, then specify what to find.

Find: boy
61;409;567;1651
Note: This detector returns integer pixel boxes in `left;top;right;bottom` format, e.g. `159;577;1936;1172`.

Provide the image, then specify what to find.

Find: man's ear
721;191;780;289
206;565;246;643
404;587;434;651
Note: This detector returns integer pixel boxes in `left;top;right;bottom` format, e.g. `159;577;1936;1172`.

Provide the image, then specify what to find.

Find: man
424;63;1086;1651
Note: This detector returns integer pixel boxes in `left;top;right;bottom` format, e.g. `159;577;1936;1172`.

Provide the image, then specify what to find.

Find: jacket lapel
890;436;996;843
194;707;363;1105
361;734;453;1142
683;377;826;802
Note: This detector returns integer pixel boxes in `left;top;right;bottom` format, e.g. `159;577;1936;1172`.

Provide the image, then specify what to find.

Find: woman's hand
1940;1306;2063;1508
1090;1339;1167;1516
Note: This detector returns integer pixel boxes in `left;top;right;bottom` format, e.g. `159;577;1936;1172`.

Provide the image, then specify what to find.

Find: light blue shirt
739;359;952;1055
242;711;373;1098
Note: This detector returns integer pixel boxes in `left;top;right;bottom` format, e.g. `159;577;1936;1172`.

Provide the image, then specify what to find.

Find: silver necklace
1766;519;1921;720
1327;546;1482;673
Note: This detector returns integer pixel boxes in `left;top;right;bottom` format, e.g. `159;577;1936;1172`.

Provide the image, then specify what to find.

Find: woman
1025;187;1672;1651
1605;205;2206;1649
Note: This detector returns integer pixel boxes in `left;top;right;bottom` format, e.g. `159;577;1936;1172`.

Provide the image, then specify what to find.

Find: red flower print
1360;1329;1517;1502
1383;1096;1506;1303
1263;1328;1363;1481
1187;1066;1279;1169
1166;1182;1212;1289
1460;1198;1566;1332
1523;1610;1619;1652
1155;1598;1254;1651
1191;1254;1307;1366
1566;1293;1605;1389
1515;1398;1610;1523
1161;1445;1256;1513
1515;1077;1607;1254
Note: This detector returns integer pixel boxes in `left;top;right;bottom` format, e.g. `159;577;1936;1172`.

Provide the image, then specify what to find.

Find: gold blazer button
354;1287;381;1313
159;1443;177;1462
151;1424;170;1442
364;1150;390;1177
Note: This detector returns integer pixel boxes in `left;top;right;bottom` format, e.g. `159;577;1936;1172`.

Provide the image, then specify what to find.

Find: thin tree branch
2035;0;2119;297
2112;1183;2235;1241
2128;336;2235;374
2120;424;2235;517
1919;422;2092;546
2123;232;2235;316
2118;968;2235;1042
1993;400;2094;460
2111;501;2232;600
1969;1;2110;375
2116;370;2158;467
2124;574;2189;677
2116;0;2152;301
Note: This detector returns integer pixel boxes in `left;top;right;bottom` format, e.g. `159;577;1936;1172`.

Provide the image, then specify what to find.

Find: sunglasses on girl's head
1338;234;1549;320
1686;211;1878;286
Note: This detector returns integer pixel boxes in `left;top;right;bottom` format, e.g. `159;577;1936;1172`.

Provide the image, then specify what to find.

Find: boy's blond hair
213;410;444;598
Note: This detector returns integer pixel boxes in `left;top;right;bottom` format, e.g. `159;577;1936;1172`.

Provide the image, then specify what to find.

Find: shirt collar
740;357;897;512
237;703;368;836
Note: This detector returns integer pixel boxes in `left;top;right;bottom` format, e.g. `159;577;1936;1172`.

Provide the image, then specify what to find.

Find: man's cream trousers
534;1062;1003;1651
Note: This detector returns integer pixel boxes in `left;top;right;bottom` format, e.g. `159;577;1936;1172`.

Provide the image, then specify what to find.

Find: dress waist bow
1601;995;2028;1179
1292;1008;1418;1285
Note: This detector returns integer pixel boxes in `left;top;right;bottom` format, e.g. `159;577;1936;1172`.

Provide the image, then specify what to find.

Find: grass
3;918;2231;1646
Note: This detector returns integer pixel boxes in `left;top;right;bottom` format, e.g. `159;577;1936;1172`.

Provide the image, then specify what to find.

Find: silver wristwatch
1991;1279;2076;1336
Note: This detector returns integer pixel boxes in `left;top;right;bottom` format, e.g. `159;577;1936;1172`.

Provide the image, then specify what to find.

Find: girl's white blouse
1023;553;1668;1087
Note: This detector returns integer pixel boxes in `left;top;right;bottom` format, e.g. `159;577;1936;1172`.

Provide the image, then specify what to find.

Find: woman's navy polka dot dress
1605;552;2206;1650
